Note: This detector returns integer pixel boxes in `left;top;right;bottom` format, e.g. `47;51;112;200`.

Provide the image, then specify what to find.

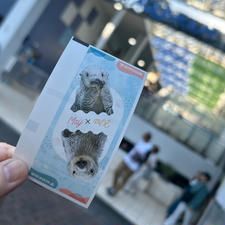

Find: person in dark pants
166;172;203;217
107;132;152;196
125;145;159;195
164;171;211;225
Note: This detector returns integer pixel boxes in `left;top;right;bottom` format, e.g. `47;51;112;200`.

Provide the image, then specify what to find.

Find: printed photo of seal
70;65;113;115
61;128;107;179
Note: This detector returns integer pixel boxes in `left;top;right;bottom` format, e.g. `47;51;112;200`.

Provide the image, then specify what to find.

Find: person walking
107;132;153;196
125;145;159;195
164;171;211;225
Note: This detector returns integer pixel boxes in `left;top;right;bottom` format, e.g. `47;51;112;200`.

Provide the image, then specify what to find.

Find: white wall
124;115;222;189
0;0;50;75
216;177;225;210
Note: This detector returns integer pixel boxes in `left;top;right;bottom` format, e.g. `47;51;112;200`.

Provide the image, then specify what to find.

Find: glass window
205;140;225;164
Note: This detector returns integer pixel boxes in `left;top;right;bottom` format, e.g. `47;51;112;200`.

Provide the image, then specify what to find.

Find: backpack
131;148;152;165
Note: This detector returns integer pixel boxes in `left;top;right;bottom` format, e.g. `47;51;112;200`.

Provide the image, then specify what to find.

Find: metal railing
135;93;225;165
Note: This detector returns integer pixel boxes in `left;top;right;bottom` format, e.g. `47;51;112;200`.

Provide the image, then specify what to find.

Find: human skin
0;143;28;197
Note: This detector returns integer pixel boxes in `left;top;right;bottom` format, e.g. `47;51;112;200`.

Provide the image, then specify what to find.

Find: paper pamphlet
15;38;147;207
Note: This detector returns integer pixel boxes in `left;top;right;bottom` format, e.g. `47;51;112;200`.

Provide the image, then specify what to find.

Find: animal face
61;129;106;179
80;65;109;89
68;155;98;179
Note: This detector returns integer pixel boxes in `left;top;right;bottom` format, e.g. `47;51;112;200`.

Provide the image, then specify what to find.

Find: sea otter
70;65;113;115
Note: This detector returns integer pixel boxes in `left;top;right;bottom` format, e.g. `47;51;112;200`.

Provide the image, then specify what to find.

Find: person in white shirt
107;132;152;196
125;145;159;195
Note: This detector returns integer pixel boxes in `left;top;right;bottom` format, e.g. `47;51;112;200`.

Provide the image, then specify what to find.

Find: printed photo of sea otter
70;65;113;115
61;128;107;179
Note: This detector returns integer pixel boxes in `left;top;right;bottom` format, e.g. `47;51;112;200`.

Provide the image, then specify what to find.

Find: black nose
92;79;105;88
76;160;87;169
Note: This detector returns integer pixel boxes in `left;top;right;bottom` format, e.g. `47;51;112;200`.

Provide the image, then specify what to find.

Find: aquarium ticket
15;38;147;207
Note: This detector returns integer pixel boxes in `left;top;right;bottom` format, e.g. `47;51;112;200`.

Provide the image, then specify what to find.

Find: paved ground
0;119;133;225
97;151;166;225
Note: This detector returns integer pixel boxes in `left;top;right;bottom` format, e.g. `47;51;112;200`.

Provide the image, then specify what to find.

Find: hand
0;143;28;197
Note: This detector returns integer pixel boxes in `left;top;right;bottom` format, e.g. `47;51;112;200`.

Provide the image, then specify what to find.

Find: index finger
0;143;15;162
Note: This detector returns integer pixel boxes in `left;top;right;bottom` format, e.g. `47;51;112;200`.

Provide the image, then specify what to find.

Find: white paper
15;38;147;207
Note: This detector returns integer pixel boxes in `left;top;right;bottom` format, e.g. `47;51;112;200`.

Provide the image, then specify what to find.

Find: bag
132;150;151;165
132;152;144;164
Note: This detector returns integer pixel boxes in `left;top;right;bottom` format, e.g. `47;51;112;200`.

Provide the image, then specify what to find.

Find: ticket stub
15;38;147;207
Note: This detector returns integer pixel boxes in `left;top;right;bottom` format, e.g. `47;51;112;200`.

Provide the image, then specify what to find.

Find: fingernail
3;159;24;183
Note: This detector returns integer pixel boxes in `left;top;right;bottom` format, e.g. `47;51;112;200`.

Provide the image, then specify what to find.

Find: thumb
0;158;28;197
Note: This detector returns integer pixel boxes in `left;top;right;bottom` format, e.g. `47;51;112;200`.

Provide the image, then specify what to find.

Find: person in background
125;145;159;195
166;172;201;217
164;171;211;225
107;132;153;196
